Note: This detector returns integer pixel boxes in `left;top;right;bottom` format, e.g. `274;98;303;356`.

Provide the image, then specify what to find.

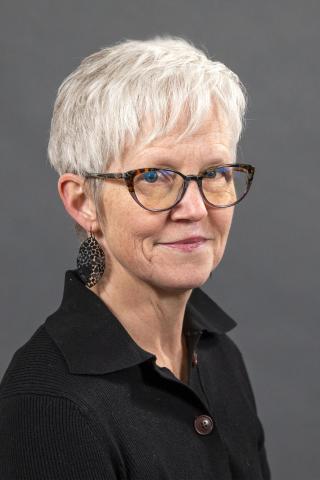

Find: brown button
194;415;214;435
191;351;198;367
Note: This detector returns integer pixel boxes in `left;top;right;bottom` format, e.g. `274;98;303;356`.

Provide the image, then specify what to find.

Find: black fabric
0;269;271;479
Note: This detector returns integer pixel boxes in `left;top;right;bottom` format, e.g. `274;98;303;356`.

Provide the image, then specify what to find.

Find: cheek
209;207;234;265
99;191;166;262
209;206;234;236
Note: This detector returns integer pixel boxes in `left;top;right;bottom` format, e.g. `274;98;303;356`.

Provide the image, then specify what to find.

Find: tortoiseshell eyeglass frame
83;163;255;212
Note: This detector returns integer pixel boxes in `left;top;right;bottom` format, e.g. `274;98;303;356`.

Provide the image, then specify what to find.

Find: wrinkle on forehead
117;101;235;170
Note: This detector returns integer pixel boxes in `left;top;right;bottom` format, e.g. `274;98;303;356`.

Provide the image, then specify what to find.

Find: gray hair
48;35;247;240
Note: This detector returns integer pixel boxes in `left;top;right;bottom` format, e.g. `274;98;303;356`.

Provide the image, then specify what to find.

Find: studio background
1;1;319;479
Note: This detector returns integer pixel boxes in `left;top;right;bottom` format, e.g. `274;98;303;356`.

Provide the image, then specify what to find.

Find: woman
0;36;271;479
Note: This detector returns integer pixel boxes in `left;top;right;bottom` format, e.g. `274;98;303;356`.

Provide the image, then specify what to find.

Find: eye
143;171;158;183
203;166;233;182
205;170;216;178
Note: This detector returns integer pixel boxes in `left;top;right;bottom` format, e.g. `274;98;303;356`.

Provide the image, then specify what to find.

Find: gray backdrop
1;1;319;479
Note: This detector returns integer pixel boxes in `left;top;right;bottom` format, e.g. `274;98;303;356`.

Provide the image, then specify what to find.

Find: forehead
115;102;234;171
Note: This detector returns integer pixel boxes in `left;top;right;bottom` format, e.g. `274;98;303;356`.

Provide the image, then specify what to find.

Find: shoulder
0;323;85;404
217;331;245;364
217;332;258;412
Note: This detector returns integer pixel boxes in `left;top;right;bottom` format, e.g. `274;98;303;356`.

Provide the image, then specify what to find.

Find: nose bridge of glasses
184;174;204;192
180;174;206;204
184;174;202;182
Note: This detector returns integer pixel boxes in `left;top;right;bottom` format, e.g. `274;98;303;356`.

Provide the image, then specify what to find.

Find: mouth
158;237;208;252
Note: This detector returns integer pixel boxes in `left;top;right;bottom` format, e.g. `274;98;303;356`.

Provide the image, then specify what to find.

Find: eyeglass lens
132;166;249;210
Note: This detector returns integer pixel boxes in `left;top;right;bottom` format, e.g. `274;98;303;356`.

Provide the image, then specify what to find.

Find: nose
170;179;208;221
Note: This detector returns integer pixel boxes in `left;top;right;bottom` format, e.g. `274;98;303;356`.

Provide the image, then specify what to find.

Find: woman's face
96;105;235;292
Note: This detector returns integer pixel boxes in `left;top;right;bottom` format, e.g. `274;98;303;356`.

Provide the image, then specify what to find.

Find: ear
57;173;99;233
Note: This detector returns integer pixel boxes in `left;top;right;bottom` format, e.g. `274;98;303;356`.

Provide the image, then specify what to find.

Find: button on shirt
0;269;271;479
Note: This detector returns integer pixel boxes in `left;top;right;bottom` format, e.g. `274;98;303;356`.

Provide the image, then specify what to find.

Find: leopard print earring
76;228;105;287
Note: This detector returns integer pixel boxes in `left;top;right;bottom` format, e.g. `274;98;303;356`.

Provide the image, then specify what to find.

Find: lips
161;236;207;245
159;237;208;253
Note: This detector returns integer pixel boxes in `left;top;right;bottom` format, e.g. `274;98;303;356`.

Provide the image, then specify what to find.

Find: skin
58;103;236;383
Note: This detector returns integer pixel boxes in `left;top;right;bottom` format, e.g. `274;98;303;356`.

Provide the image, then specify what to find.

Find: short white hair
48;35;247;239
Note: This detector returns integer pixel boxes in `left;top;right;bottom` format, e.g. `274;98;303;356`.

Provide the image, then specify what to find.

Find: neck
89;266;192;380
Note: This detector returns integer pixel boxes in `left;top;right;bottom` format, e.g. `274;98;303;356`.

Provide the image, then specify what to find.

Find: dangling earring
76;227;105;287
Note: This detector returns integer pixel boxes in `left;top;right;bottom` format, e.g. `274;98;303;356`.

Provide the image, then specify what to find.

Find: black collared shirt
0;269;271;479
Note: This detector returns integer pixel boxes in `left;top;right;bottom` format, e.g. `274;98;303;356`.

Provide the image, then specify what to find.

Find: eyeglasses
83;163;255;212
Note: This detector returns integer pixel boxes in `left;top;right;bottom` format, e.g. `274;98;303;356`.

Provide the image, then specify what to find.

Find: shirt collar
45;269;237;375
